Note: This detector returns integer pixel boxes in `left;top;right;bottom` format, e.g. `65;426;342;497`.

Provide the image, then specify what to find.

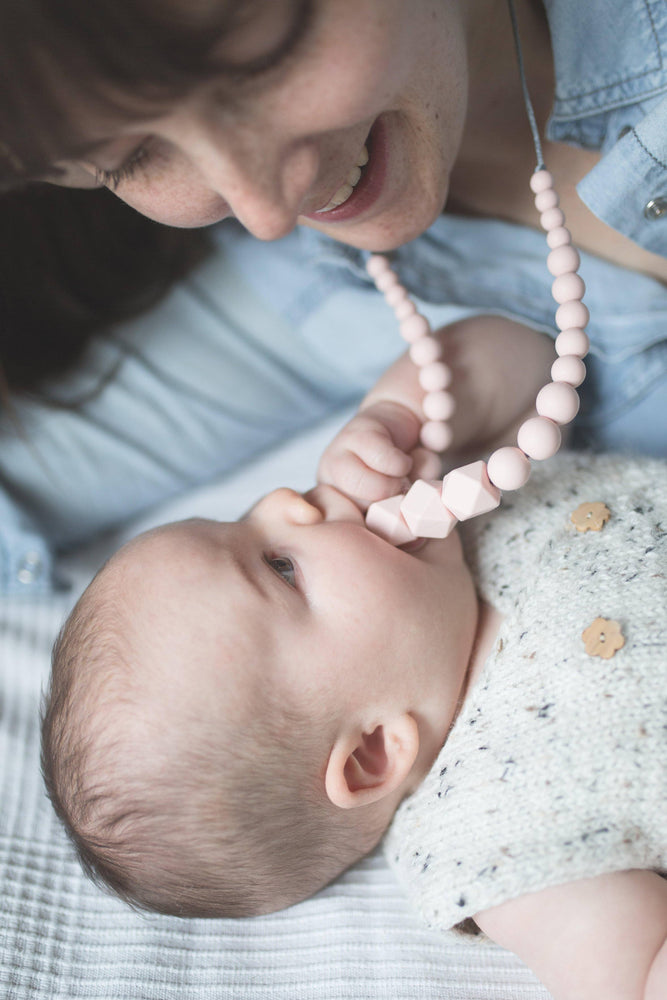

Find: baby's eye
265;555;296;588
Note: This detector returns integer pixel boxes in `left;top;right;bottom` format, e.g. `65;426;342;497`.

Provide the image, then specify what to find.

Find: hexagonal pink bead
365;495;416;546
400;480;458;538
441;461;501;521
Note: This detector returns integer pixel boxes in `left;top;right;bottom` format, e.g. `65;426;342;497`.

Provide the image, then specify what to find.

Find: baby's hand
318;402;423;511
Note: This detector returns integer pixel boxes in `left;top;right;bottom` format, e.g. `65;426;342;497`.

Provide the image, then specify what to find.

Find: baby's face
108;484;478;747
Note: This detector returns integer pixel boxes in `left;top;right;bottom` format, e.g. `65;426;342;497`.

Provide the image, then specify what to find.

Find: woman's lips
302;118;387;224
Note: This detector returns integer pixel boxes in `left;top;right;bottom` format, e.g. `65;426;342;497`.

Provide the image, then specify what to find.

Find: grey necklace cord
506;0;546;171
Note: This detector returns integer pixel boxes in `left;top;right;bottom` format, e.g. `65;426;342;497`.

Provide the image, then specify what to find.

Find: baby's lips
400;537;427;553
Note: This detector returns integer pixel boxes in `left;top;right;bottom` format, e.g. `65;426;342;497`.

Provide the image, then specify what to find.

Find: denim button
17;551;43;585
644;197;667;220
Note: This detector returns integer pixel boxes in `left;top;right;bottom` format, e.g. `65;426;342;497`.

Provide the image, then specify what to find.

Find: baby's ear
324;714;419;809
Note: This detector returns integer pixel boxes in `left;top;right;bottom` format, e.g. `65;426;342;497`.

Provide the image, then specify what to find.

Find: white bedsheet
0;410;550;999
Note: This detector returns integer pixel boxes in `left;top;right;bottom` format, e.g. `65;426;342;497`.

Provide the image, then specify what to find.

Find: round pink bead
420;420;454;452
517;416;562;460
400;313;430;342
555;328;590;357
555;300;590;332
530;169;554;193
546;226;571;250
395;298;417;321
422;389;456;421
551;355;586;387
535;381;580;424
551;272;586;304
534;188;559;212
366;255;391;279
547;244;580;276
410;335;442;366
540;207;566;231
487;446;531;491
384;284;409;308
419;361;452;392
410;447;442;481
375;269;400;292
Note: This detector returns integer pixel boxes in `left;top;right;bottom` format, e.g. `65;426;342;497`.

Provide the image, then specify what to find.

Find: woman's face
51;0;471;250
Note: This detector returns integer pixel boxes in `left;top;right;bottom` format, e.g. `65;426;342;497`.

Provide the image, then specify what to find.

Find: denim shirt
1;0;666;596
544;0;667;254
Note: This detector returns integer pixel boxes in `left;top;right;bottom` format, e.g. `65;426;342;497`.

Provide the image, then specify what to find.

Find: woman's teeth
317;145;369;213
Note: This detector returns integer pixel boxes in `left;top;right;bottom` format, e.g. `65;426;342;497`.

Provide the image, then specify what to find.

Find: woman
0;0;666;594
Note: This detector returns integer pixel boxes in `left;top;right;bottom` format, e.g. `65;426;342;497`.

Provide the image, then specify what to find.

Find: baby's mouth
315;142;370;214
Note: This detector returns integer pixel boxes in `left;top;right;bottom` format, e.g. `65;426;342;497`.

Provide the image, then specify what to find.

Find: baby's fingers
348;428;413;478
319;450;410;510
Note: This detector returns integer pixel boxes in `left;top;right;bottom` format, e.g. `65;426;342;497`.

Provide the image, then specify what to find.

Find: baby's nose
259;488;324;526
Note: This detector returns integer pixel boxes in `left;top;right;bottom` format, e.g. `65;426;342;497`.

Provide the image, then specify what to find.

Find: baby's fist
317;412;413;511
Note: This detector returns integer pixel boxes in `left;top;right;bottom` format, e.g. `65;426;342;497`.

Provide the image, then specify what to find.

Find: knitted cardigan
384;452;667;931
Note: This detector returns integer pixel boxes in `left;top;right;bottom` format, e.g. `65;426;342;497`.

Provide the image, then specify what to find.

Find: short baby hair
41;568;382;918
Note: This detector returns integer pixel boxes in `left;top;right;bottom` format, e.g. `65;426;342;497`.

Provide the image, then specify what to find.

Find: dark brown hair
0;184;211;396
0;0;311;395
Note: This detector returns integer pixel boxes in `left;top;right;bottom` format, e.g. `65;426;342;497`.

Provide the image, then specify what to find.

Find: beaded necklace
364;0;589;545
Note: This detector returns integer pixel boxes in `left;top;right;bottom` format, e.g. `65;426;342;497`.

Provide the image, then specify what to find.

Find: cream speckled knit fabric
385;453;667;931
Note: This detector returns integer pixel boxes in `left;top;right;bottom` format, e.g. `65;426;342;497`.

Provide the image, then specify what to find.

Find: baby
42;318;667;1000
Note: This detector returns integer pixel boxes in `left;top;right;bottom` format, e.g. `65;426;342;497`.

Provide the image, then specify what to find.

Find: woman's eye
93;143;152;190
266;555;296;587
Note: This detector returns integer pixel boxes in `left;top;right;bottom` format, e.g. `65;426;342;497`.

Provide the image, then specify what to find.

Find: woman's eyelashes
93;143;152;190
265;555;297;588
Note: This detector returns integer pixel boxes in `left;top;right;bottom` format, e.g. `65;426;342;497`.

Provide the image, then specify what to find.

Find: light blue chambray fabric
1;0;666;596
544;0;667;254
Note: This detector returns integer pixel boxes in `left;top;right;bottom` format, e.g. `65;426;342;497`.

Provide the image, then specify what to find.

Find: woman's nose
192;125;320;240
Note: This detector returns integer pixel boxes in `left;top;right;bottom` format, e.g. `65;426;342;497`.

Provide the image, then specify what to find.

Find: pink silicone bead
517;416;562;460
422;390;456;421
441;460;501;520
385;284;409;308
551;272;586;304
420;420;454;452
410;447;442;481
547;245;581;276
375;270;400;292
540;207;566;231
555;328;590;357
546;226;571;249
366;255;391;279
486;446;531;491
400;313;430;342
530;169;554;193
535;381;580;424
419;361;452;392
555;300;590;331
366;495;416;546
410;335;441;366
400;480;458;538
534;188;559;212
551;355;586;387
395;298;417;321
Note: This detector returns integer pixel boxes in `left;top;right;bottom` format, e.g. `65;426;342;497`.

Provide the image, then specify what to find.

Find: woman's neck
451;0;554;215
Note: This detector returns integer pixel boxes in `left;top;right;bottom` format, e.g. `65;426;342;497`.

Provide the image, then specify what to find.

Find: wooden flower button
571;501;611;532
582;617;625;658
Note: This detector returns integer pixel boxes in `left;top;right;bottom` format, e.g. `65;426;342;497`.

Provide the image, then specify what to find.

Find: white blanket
0;411;549;999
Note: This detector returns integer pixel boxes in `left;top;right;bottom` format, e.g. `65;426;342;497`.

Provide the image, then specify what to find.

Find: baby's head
42;485;478;917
